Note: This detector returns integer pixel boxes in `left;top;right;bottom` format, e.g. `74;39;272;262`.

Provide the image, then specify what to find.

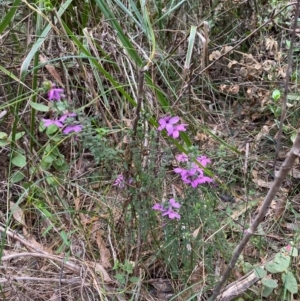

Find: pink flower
174;167;188;176
59;113;77;122
176;153;189;162
158;116;179;131
196;156;211;167
48;85;64;101
162;208;181;219
152;204;164;211
169;198;180;208
113;174;125;189
167;123;188;138
63;124;83;134
42;118;64;128
152;198;181;220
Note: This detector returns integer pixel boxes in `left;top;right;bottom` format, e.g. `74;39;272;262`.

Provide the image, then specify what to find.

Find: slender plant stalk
209;129;300;301
273;0;300;171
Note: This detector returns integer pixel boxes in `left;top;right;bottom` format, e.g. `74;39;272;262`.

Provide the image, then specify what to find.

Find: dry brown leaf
10;201;26;227
195;132;208;142
229;84;239;94
262;60;276;71
228;60;238;68
209;50;221;61
22;227;50;253
96;230;112;268
219;84;228;92
239;67;248;77
222;45;233;53
90;261;112;282
39;54;64;87
255;125;269;142
252;170;273;188
265;37;278;52
192;225;202;238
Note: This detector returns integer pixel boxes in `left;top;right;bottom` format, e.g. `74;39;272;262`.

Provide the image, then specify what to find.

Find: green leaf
115;273;126;284
43;155;54;164
282;271;298;294
129;276;140;283
0;132;8;139
272;89;281;101
261;285;274;298
254;267;266;279
291;131;297;143
262;278;278;288
46;125;59;135
266;252;290;273
0;140;9;147
60;230;70;247
29;101;49;112
243;262;253;274
12;154;26;168
10;171;25;183
8;131;25;141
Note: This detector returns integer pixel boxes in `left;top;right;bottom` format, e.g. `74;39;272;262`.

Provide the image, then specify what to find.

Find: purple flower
182;168;202;187
152;203;164;211
196;156;211;167
48;85;64;101
152;198;181;220
162;208;181;219
174;167;188;176
176;153;189;162
158;116;179;131
167;123;188;138
42;118;64;128
63;124;83;134
196;176;213;185
59;113;77;123
113;174;125;189
169;198;180;208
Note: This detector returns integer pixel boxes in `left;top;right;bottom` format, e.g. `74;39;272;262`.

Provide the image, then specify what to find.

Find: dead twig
273;0;300;171
209;129;300;301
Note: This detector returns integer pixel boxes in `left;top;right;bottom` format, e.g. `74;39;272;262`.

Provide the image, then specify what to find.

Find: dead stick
273;0;300;171
209;130;300;301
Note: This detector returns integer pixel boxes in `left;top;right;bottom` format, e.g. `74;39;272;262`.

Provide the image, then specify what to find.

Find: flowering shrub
153;115;213;220
41;82;82;135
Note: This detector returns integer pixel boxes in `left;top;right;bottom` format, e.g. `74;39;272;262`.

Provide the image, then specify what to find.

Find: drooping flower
42;118;64;128
59;113;77;123
113;174;125;189
63;124;83;134
152;203;164;211
196;155;211;167
176;153;189;162
169;198;181;208
48;84;64;101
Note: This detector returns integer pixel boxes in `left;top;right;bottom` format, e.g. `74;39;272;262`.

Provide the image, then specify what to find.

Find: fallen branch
209;129;300;301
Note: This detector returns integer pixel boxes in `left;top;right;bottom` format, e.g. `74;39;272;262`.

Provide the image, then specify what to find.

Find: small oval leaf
12;154;26;168
30;101;49;112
